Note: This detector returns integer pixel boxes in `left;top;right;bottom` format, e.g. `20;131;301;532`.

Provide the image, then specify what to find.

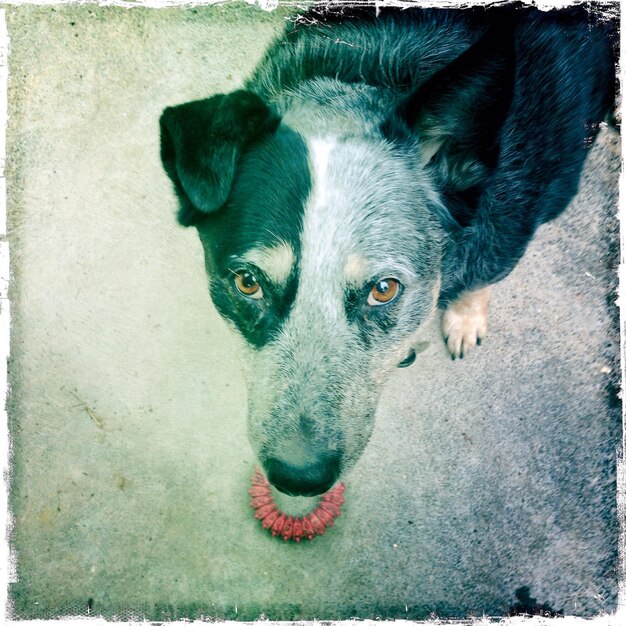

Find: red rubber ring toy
249;468;346;542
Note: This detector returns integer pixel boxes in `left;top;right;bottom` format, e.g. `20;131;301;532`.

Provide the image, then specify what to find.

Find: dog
159;4;616;497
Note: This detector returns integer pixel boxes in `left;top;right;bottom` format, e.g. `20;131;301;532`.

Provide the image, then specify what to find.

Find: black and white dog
160;4;616;497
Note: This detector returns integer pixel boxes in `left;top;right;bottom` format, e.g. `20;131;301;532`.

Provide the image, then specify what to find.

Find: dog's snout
266;453;341;497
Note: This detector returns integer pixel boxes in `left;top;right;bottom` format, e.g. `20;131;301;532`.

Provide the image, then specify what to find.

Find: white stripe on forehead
293;137;429;324
242;242;295;285
302;138;342;275
294;138;359;320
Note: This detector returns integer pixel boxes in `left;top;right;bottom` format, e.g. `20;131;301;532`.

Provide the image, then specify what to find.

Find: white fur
296;138;352;321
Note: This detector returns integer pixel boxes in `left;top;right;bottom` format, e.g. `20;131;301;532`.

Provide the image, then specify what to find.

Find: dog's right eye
234;271;263;300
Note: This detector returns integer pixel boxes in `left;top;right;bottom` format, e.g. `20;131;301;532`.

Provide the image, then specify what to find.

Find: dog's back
248;5;615;115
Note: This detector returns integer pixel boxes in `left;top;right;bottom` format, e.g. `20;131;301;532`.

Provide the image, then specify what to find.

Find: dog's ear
160;90;281;226
382;19;515;192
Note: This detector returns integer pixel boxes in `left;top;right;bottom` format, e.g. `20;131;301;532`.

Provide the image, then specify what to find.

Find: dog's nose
265;453;340;497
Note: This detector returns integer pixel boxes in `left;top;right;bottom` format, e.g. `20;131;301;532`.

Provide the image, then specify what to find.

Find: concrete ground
5;3;622;621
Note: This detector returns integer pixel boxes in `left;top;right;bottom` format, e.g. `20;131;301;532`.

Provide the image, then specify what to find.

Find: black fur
435;7;617;303
197;126;311;348
160;90;280;226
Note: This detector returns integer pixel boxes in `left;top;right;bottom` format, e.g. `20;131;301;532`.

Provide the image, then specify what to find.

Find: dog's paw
441;286;491;360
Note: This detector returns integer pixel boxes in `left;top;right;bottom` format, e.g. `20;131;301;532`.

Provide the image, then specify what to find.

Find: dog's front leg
442;286;491;359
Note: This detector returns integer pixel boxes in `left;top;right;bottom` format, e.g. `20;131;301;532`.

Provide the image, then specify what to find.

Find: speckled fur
160;4;616;488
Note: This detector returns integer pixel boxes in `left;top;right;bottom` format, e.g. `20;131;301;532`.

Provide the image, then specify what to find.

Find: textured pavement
5;3;622;620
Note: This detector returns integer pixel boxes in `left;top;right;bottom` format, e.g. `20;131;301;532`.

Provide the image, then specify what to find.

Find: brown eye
234;271;263;299
367;278;401;306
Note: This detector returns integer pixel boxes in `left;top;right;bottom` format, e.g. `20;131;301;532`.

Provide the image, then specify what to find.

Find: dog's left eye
367;278;401;306
234;270;264;300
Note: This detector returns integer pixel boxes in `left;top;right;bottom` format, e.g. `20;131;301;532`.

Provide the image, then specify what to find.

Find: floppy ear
383;19;516;193
160;90;281;226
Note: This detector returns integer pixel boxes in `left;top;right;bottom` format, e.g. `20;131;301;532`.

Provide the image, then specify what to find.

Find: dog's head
160;30;511;495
